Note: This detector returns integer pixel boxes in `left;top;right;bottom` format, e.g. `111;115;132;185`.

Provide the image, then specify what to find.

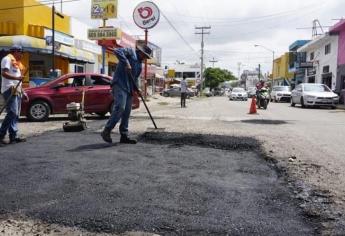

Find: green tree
204;67;236;89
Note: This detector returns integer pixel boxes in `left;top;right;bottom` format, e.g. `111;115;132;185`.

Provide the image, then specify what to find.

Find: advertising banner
91;0;118;19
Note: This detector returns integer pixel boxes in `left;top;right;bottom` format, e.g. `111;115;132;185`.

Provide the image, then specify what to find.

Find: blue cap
10;45;23;52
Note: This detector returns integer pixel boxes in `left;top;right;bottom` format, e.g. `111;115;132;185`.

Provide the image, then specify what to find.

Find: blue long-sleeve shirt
111;47;143;94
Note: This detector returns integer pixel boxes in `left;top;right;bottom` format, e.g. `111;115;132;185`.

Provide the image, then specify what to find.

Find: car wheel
331;106;336;109
28;100;50;122
163;92;169;97
291;98;296;107
301;97;306;108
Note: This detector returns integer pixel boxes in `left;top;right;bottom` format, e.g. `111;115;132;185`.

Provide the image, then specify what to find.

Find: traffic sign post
133;1;160;98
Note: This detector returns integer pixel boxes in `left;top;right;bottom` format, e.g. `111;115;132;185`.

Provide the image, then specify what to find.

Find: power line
160;10;198;54
209;57;218;67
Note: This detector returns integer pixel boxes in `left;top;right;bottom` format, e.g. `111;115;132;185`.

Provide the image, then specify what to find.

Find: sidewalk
337;104;345;110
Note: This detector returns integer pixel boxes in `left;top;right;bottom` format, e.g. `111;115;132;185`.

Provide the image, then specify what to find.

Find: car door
49;75;86;113
84;75;112;113
174;87;181;97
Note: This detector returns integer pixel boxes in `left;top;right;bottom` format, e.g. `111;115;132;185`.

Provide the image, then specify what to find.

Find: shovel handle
127;71;158;129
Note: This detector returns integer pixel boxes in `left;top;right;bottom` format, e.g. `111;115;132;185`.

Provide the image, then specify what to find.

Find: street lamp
254;44;275;86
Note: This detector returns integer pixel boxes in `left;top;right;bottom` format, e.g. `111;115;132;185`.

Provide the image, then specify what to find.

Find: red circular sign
133;1;160;29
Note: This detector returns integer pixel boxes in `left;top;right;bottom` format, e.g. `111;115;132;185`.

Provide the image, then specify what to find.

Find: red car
21;73;140;122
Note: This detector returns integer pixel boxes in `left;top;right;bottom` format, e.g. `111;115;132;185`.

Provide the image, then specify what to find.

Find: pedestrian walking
180;75;187;108
101;44;152;144
0;45;28;146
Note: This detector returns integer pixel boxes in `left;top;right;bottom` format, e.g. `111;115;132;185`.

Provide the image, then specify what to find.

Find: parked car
21;73;140;122
247;87;257;98
270;86;291;102
161;86;195;98
203;87;213;97
212;87;225;96
229;87;248;101
291;83;339;109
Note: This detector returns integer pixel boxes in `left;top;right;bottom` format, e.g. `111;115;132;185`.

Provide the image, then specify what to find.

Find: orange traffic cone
249;96;257;114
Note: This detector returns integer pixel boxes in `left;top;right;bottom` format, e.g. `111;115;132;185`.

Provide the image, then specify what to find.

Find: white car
270;86;291;102
229;87;248;101
291;83;339;109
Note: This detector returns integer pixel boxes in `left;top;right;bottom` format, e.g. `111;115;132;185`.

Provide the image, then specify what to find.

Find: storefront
0;35;95;87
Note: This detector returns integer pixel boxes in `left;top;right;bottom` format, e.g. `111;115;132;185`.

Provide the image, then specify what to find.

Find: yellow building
272;52;294;86
0;0;93;87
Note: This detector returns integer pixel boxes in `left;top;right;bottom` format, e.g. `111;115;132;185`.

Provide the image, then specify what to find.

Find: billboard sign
88;28;120;40
91;0;117;19
298;62;314;69
133;1;160;29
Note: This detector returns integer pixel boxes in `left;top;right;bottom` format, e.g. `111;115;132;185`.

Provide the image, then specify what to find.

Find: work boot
9;137;27;144
101;128;112;143
0;137;8;147
120;135;137;144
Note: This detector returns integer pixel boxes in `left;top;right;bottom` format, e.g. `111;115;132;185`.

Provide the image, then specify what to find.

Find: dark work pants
181;92;186;108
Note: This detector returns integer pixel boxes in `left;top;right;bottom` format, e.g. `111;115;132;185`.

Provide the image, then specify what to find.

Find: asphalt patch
0;130;317;235
240;119;288;125
139;132;260;151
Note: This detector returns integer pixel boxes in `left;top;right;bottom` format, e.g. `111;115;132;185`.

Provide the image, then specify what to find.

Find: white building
241;70;261;89
297;33;338;90
167;63;201;86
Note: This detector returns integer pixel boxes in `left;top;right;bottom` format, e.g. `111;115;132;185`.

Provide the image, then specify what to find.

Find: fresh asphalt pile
0;128;320;235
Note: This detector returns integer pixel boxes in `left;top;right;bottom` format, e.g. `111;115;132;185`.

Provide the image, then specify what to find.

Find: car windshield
233;88;244;92
304;84;331;92
275;87;290;91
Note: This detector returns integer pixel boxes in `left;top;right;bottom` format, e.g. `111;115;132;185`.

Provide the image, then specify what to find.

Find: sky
47;0;344;77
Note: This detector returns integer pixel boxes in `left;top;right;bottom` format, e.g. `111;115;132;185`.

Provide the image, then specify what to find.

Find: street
1;96;345;235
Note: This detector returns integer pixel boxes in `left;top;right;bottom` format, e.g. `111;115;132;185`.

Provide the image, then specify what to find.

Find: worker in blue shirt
101;44;152;144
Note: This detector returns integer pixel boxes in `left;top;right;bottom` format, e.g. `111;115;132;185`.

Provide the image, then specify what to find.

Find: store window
75;65;84;73
183;72;196;78
29;61;46;77
175;72;182;78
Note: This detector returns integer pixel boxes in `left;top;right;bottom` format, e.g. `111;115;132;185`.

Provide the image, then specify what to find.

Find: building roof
330;19;345;33
297;34;331;52
289;40;311;51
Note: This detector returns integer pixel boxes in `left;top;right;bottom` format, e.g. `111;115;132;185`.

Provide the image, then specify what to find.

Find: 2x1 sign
88;28;120;40
133;1;160;29
91;0;117;19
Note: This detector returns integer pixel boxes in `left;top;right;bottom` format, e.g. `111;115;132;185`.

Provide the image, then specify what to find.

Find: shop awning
155;73;164;79
0;35;95;64
0;35;49;53
58;44;95;64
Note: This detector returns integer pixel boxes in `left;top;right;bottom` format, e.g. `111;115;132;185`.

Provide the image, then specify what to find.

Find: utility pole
258;64;261;81
209;57;218;67
237;62;242;80
195;26;211;91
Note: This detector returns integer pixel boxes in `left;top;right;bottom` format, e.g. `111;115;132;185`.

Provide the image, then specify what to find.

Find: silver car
291;83;339;109
270;86;291;102
229;87;248;101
